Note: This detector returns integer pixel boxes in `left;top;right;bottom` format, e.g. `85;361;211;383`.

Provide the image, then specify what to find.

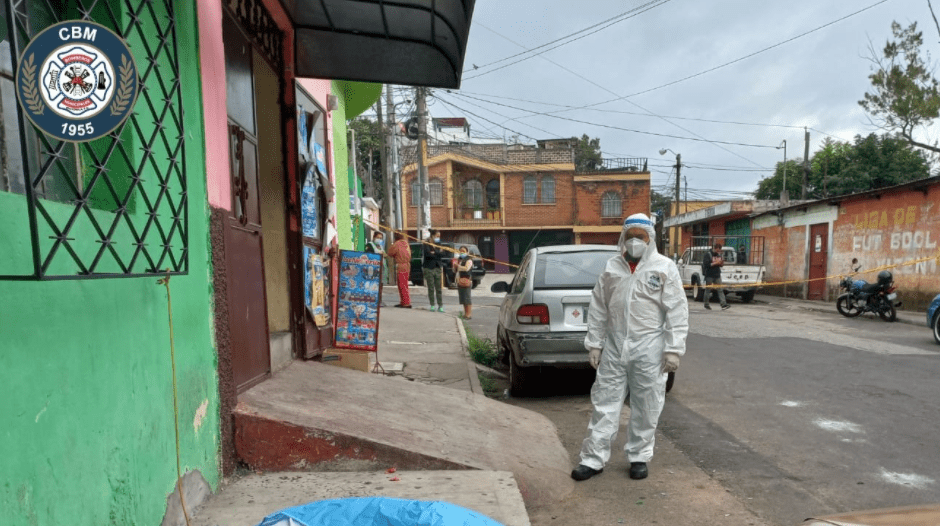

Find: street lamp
778;140;787;204
659;148;681;256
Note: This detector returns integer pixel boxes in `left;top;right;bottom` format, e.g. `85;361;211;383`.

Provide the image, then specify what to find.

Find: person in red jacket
386;236;412;308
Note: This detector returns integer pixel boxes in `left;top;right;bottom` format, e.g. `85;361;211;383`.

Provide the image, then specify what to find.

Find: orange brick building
400;144;651;272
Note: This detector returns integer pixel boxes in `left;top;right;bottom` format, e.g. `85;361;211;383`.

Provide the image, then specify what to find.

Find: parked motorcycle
836;269;901;322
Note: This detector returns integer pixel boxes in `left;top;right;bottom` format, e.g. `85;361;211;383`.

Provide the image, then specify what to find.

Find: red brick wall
402;164;654;236
753;182;940;307
404;163;450;228
502;171;575;227
574;180;649;226
579;232;620;246
831;185;940;309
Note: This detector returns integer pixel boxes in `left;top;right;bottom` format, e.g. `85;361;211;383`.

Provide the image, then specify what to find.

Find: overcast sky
423;0;937;201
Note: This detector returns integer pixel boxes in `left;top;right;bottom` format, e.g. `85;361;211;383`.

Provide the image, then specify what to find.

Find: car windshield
533;250;614;290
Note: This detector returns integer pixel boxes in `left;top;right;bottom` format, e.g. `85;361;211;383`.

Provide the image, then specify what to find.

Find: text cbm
59;26;97;42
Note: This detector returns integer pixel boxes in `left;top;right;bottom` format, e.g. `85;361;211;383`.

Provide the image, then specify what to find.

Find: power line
437;92;565;141
447;91;780;149
433;96;540;144
451;89;818;131
465;0;672;79
490;0;890;118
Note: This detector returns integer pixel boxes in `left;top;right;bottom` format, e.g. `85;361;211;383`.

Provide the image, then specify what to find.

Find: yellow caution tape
354;217;940;291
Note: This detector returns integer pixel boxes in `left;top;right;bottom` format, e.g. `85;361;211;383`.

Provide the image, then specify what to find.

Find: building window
540;175;555;203
463;179;483;208
410;178;443;205
429;178;443;205
601;191;621;217
523;175;537;204
485;179;500;209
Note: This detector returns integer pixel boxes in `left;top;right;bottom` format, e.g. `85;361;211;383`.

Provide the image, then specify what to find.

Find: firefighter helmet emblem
16;21;138;142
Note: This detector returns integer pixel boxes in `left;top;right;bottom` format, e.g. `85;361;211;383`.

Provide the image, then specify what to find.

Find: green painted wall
0;5;219;526
332;81;353;250
333;80;380;251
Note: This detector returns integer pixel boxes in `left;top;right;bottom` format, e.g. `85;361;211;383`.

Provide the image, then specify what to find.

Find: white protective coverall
578;215;689;468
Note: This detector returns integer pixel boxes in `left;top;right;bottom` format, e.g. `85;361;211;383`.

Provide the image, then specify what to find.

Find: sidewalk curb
455;317;484;395
755;297;923;327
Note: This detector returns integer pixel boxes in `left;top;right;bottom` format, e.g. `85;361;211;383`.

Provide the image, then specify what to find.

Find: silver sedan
492;244;675;396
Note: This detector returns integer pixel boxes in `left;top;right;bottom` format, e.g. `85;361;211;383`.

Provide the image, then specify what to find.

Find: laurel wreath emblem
20;54;44;115
110;54;136;116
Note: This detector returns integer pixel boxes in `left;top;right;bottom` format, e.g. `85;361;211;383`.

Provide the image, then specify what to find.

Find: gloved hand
662;353;680;373
589;349;602;369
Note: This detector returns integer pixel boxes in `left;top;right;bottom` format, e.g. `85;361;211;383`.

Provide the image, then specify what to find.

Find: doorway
807;223;828;300
223;13;271;391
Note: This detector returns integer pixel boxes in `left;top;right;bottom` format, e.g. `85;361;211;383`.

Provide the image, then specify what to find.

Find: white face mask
624;238;647;259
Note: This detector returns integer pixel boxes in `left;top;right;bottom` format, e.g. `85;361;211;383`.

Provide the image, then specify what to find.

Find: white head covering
618;213;656;255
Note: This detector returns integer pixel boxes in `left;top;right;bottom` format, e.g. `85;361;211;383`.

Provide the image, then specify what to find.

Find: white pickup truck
676;246;765;303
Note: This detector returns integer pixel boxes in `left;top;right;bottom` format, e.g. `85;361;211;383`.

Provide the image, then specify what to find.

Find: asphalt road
386;279;940;525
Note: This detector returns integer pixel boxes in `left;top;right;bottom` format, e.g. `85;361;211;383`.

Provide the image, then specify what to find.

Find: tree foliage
860;22;940;154
754;133;930;200
348;117;384;199
574;134;603;171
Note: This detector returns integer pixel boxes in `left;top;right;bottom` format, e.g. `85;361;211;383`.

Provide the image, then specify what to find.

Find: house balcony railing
576;158;648;174
450;209;502;228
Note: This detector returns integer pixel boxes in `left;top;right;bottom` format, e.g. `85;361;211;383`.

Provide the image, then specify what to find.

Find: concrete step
233;360;573;509
191;470;530;526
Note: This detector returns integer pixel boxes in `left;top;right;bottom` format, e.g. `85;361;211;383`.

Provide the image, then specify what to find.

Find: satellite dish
405;117;420;140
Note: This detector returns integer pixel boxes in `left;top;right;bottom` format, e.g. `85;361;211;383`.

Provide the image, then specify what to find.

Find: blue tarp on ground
257;497;507;526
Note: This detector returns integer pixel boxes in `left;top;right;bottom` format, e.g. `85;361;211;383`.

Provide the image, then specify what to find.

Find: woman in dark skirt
455;246;473;319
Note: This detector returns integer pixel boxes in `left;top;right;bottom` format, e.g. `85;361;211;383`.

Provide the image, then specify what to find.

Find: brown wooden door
808;223;828;300
224;14;270;391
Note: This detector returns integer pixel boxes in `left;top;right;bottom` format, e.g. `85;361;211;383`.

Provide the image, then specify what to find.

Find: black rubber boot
570;465;603;481
629;462;648;480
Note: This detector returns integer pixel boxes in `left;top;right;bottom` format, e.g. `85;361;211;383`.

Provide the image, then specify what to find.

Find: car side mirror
490;281;509;293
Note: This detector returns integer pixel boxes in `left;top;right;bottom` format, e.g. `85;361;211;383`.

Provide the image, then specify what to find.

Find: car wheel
666;371;675;393
472;280;480;289
509;351;531;397
692;279;704;302
740;290;755;303
932;312;940;345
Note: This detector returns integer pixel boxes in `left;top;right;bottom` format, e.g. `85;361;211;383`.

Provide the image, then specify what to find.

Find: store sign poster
334;250;383;351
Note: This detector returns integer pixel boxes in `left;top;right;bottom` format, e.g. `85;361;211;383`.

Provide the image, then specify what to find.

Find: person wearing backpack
702;242;729;310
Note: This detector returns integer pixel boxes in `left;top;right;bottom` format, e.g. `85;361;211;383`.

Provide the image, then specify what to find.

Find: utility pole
415;86;431;239
802;128;810;200
383;84;397;244
674;153;681;255
780;140;788;205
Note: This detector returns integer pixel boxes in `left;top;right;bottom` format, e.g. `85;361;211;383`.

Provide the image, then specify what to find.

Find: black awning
283;0;475;88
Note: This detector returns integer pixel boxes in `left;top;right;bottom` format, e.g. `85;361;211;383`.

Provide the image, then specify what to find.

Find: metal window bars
1;0;188;280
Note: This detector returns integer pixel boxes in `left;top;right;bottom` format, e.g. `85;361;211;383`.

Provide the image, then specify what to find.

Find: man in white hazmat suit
571;213;689;481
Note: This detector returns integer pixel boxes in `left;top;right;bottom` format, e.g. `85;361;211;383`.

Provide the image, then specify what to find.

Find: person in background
702;242;729;311
455;246;473;319
422;229;445;312
385;234;412;308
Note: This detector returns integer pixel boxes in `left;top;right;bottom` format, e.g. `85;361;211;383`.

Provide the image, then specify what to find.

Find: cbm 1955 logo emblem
16;21;139;142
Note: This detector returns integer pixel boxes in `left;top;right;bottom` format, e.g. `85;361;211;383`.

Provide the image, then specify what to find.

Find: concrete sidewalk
190;306;572;526
372;301;482;394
